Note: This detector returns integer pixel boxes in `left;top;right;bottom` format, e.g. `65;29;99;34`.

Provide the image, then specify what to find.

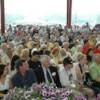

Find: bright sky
72;0;100;17
5;0;66;16
5;0;100;24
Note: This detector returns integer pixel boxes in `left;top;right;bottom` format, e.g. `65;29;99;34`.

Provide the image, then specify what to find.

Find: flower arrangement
4;83;87;100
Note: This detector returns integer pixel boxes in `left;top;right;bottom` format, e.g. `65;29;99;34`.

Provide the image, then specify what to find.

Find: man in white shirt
58;57;76;87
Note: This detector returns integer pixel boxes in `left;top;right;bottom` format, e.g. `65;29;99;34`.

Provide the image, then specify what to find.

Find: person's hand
0;92;4;97
76;80;84;91
87;80;93;86
97;94;100;100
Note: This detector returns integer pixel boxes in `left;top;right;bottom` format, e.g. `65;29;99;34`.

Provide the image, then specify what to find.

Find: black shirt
28;60;42;70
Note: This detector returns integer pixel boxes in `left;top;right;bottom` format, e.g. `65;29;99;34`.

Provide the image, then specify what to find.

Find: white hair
40;55;50;64
63;42;69;46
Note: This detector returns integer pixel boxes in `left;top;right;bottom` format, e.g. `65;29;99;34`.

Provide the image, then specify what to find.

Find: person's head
48;42;54;51
33;41;40;49
77;53;87;65
16;45;24;56
41;55;51;68
96;41;100;49
27;41;34;49
89;35;97;46
62;31;66;36
63;42;69;51
63;57;73;70
93;54;100;64
84;39;88;45
1;43;8;51
54;41;59;47
40;44;47;53
31;49;40;62
15;59;29;73
77;45;83;52
20;48;29;60
51;47;59;57
0;64;8;78
44;50;51;56
6;47;13;57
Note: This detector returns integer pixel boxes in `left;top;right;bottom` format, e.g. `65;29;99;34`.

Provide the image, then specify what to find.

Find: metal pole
0;0;5;34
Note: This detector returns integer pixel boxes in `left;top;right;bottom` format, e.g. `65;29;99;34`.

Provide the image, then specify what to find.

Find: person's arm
58;69;68;87
94;77;100;82
32;72;37;83
75;65;83;81
31;70;37;83
9;77;14;90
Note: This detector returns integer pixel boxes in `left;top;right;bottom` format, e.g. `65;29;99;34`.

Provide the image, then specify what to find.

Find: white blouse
58;65;77;87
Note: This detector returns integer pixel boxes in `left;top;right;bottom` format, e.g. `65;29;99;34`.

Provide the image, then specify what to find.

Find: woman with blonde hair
51;47;62;66
14;45;24;56
20;48;29;61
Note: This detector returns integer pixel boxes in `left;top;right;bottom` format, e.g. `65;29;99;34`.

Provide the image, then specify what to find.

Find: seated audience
0;24;100;99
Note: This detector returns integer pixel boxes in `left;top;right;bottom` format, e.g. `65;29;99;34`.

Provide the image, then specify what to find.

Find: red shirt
93;48;100;54
82;43;93;54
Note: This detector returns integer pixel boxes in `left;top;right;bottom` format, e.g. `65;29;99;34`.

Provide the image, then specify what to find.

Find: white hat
31;48;38;54
41;44;47;49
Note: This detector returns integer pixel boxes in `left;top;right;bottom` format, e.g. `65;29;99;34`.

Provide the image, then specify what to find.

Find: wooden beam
0;0;5;34
67;0;72;28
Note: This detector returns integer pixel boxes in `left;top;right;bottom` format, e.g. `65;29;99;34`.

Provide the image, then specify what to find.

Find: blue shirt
11;69;37;88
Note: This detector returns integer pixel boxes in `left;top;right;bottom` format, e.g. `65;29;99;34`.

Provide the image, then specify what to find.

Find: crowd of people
0;24;100;99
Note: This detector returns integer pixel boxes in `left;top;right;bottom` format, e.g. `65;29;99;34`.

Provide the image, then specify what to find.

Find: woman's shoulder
58;66;66;74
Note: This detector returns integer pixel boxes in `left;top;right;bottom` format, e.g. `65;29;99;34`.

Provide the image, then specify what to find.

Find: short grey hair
40;55;50;64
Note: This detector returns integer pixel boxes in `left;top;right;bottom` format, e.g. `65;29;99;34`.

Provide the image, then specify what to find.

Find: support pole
0;0;5;34
67;0;72;28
